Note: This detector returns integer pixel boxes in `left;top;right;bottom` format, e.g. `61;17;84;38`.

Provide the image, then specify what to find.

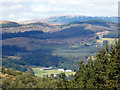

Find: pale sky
0;0;119;22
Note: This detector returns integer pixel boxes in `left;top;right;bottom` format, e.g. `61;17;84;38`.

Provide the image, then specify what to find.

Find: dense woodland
2;39;120;88
20;53;67;68
2;31;44;40
2;27;96;70
2;57;34;74
2;45;73;70
2;45;27;56
2;26;95;40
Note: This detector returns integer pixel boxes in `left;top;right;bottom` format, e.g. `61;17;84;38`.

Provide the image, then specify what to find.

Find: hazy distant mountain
20;15;118;24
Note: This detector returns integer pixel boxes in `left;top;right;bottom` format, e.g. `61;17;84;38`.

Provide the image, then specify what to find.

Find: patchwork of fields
32;68;76;77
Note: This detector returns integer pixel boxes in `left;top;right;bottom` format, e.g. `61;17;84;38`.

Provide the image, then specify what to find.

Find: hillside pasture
32;68;76;77
96;38;117;44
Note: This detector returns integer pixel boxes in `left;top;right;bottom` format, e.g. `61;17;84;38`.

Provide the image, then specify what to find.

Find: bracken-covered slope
1;21;61;33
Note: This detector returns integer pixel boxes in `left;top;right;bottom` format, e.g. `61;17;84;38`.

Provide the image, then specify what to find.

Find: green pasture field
32;68;76;77
96;38;117;44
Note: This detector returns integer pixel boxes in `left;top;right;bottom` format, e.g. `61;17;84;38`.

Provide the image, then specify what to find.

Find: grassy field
96;38;116;44
32;68;76;77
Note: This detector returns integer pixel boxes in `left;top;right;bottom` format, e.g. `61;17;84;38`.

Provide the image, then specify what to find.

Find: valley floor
32;68;76;77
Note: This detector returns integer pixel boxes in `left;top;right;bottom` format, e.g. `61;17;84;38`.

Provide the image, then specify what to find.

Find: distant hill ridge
0;15;117;28
0;17;117;34
0;20;22;28
20;15;118;24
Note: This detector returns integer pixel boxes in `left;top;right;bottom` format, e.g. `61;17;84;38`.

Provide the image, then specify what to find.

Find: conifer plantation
2;39;120;88
71;39;120;88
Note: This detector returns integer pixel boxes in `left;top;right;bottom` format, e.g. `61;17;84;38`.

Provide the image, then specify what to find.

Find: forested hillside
1;19;118;70
2;39;120;88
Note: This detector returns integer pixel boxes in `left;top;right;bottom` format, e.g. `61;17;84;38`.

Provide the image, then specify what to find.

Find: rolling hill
1;21;61;33
0;21;22;28
2;19;118;51
1;18;118;70
20;15;118;24
1;18;117;34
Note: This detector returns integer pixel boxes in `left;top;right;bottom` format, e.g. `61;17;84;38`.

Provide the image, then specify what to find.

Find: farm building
40;67;52;70
58;69;64;72
65;70;72;72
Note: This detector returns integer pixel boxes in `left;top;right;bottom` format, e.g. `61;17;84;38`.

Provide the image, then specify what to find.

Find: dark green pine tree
85;56;96;88
106;39;120;88
57;73;69;88
73;39;120;88
73;60;86;88
92;39;120;88
93;46;110;88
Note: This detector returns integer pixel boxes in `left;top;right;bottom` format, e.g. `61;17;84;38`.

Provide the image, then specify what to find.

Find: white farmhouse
65;70;72;72
58;69;64;72
40;68;44;70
